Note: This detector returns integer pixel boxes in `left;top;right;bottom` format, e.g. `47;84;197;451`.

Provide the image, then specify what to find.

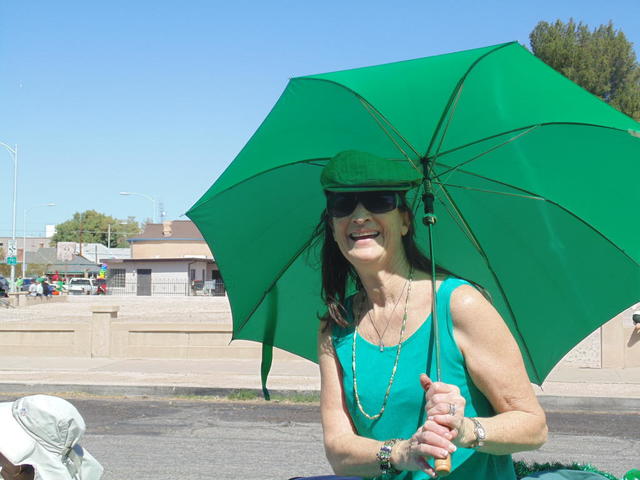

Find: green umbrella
187;41;640;392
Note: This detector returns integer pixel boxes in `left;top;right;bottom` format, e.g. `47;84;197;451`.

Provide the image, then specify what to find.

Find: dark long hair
315;194;444;329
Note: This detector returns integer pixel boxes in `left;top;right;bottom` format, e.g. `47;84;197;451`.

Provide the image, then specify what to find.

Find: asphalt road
0;394;637;480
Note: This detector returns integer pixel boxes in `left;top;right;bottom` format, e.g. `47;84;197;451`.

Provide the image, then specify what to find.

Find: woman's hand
420;373;469;446
391;423;455;479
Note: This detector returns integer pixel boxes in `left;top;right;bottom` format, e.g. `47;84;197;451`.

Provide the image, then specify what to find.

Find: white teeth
350;232;379;239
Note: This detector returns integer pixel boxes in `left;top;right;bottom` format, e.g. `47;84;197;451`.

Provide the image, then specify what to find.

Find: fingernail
449;444;457;452
442;449;449;457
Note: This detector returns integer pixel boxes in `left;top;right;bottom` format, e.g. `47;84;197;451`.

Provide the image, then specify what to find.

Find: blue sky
0;0;638;237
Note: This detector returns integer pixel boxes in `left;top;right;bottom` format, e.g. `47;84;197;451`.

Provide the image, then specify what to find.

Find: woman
317;151;548;479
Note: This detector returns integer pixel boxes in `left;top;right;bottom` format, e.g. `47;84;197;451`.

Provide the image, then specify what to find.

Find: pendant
379;342;384;352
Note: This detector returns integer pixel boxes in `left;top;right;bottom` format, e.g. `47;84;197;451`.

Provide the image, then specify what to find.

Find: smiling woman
314;150;548;480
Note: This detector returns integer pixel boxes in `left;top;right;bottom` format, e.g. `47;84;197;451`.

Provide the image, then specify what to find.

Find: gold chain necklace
366;278;409;352
352;267;414;420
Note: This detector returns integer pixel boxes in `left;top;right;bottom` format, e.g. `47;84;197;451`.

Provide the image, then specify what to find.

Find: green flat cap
321;150;423;192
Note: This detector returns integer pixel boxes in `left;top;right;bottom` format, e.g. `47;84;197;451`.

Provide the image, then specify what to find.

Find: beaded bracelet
376;439;400;477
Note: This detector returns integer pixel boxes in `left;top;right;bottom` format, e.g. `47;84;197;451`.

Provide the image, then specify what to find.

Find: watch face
472;418;486;445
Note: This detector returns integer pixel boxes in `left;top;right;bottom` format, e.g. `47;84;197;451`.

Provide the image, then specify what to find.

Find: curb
0;383;319;401
0;383;638;412
537;395;640;413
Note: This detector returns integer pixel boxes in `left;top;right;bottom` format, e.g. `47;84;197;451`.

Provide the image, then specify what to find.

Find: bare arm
426;284;547;454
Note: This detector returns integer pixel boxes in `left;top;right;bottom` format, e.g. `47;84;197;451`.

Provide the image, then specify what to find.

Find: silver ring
448;403;456;416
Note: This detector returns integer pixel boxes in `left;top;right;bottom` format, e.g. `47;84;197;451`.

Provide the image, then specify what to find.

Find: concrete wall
131;240;212;259
1;299;637;367
601;303;640;368
6;293;69;308
0;305;296;361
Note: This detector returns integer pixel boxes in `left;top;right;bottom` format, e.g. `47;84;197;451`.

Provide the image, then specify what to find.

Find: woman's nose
351;202;370;222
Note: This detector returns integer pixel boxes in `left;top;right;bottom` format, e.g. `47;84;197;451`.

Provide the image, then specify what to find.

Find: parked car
0;275;9;296
68;278;97;295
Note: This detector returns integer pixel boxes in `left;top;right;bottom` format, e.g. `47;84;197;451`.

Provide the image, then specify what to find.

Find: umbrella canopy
188;41;640;385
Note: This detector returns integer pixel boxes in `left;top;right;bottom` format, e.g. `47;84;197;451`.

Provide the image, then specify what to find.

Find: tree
50;210;141;248
530;19;640;120
0;247;8;276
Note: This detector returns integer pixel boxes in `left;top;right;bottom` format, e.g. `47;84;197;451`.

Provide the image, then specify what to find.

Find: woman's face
330;200;410;271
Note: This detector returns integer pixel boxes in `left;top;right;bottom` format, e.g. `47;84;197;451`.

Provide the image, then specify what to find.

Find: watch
469;417;486;448
376;439;400;477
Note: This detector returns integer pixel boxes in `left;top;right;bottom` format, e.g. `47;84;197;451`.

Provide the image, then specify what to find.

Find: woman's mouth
349;231;380;241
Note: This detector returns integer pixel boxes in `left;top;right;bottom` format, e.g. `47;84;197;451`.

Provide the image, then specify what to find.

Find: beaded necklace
352;268;414;420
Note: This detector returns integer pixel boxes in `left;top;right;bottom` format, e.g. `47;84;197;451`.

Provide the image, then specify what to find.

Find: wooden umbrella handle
435;457;452;476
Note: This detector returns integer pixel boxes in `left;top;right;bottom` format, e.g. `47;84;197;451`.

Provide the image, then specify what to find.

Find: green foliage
227;390;260;401
514;460;619;480
50;211;141;248
530;19;640;120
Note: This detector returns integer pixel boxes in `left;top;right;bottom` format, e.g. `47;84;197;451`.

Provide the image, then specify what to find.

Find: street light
119;191;157;223
22;203;56;278
0;142;17;292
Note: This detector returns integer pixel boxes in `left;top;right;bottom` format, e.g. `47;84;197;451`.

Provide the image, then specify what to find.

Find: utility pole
79;212;84;257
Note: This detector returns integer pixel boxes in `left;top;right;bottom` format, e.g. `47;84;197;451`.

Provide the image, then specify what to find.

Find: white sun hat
0;395;103;480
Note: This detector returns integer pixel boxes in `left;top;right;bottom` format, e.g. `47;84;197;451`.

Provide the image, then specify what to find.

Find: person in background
42;279;51;297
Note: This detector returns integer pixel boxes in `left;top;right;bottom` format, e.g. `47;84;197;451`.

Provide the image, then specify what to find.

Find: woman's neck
355;257;412;307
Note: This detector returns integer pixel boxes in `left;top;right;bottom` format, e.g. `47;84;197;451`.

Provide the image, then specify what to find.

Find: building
23;248;100;277
104;220;221;296
77;243;131;263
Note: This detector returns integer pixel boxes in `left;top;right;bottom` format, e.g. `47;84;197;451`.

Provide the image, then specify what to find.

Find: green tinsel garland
514;460;619;480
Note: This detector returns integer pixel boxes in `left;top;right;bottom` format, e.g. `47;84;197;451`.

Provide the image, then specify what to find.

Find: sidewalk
0;355;638;411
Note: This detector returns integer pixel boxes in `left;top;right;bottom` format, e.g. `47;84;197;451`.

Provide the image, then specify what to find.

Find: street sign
6;256;16;265
7;240;16;257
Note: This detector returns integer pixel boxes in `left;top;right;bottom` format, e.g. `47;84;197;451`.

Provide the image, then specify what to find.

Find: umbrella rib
359;100;422;170
295;77;422;159
234;233;318;334
432;121;637;181
425;42;516;161
434;183;544;383
188;158;331;212
433;126;539;181
437;168;640;267
434;182;545;201
429;81;466;178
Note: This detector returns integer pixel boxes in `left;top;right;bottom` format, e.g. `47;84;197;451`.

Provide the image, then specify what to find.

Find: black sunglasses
326;191;401;218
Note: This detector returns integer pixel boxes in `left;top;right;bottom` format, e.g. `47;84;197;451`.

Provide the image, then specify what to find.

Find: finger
419;373;432;392
415;431;457;456
429;413;461;431
420;419;452;438
426;393;466;413
411;439;455;460
416;456;437;478
427;381;461;396
426;400;461;417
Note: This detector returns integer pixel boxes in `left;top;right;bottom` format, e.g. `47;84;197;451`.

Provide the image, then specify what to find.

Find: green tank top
332;277;516;480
